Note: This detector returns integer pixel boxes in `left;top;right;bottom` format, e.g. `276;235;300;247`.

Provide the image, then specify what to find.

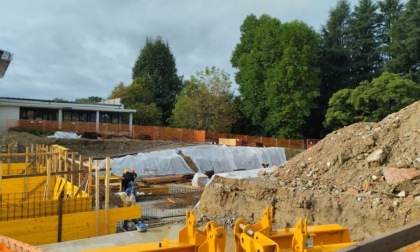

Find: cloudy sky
1;0;358;101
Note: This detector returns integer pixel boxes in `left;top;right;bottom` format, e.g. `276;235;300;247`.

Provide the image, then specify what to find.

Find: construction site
0;101;419;251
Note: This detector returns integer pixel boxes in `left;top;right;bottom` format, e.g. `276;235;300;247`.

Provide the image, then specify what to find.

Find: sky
0;0;359;101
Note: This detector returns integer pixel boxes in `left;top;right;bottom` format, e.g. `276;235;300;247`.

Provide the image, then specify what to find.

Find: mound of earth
0;131;196;157
195;101;420;241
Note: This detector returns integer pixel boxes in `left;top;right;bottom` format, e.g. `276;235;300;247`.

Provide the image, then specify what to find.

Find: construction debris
194;101;420;242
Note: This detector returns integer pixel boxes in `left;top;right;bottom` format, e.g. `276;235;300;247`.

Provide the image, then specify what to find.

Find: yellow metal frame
234;207;355;252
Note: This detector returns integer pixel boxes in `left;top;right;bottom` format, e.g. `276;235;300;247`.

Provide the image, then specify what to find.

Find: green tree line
75;0;419;139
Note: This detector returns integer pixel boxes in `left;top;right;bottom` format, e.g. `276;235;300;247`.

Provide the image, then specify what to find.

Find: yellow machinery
82;210;226;252
234;207;355;251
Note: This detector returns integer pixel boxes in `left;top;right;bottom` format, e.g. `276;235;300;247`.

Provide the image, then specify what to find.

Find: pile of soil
0;132;196;158
194;101;420;241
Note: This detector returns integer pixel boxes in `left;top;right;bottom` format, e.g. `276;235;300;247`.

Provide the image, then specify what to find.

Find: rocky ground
194;101;420;241
1;101;419;243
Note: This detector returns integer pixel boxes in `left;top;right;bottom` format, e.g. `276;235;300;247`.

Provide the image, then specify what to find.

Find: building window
71;112;79;121
63;112;72;121
20;108;58;121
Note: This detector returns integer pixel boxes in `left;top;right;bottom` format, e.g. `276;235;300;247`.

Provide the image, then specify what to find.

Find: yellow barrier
0;163;28;176
0;176;56;197
1;176;90;222
0;206;141;245
0;197;92;221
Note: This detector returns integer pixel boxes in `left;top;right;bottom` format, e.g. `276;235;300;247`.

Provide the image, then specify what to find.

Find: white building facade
0;97;136;133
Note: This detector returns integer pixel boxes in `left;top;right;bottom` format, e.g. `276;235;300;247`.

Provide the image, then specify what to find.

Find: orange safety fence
205;132;305;149
7;119;304;149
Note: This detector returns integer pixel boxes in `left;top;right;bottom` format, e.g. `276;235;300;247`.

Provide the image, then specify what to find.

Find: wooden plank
141;175;188;184
337;221;420;252
105;157;110;234
138;186;170;195
95;160;100;236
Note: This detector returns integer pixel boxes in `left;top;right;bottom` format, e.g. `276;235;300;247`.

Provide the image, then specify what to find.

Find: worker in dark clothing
121;169;130;191
128;168;137;183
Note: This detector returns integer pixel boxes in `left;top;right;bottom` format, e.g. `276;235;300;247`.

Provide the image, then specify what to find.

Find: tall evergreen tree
132;37;183;124
320;0;352;93
347;0;382;87
387;0;420;82
377;0;404;63
311;0;352;138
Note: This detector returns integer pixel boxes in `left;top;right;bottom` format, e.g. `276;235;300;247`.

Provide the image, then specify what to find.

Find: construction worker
128;167;138;182
125;188;136;207
122;188;138;230
121;169;129;191
129;180;139;198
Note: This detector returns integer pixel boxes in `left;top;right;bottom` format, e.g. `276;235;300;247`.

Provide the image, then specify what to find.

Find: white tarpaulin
47;131;81;139
179;145;287;173
98;145;287;177
98;149;194;177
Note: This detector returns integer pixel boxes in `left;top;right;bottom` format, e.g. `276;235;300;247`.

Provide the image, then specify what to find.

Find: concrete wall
0;106;18;132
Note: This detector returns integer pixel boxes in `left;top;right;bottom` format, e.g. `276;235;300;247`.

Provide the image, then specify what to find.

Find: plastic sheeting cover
180;145;287;173
99;145;287;177
47;131;81;139
99;149;194;177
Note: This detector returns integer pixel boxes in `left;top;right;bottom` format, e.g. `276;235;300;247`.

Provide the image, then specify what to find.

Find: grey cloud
1;0;347;100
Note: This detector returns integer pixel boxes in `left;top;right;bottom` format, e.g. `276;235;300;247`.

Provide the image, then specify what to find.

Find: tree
231;15;320;138
130;102;162;126
132;37;183;124
387;0;420;82
230;96;265;135
346;0;382;87
377;0;404;62
108;78;162;126
324;72;420;130
324;89;356;130
315;0;352;137
74;96;103;103
320;0;352;93
170;66;237;133
108;82;126;100
53;98;69;102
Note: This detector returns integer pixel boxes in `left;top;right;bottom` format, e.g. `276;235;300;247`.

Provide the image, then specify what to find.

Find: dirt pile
0;131;195;157
195;101;420;241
